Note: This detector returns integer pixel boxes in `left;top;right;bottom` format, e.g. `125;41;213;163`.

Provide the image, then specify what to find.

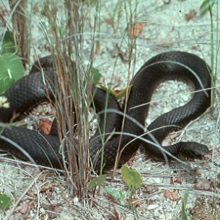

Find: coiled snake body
0;51;211;171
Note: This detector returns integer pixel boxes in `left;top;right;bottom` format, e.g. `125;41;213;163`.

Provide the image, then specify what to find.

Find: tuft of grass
41;1;92;198
200;0;219;107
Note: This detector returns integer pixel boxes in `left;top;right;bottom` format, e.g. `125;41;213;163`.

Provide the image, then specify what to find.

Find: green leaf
1;31;16;54
0;53;24;94
87;175;106;191
0;193;11;209
105;186;127;205
121;165;142;189
105;186;122;200
200;0;215;16
181;191;189;220
92;67;101;85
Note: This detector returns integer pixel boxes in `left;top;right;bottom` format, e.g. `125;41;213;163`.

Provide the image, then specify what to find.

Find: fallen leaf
163;190;180;201
170;177;182;184
127;22;143;39
194;179;212;191
39;119;52;134
40;182;54;193
185;9;197;21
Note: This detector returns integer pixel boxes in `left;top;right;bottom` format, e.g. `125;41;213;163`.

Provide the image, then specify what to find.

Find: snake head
180;142;210;159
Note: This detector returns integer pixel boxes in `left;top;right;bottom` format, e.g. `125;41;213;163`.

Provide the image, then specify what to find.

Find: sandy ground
0;0;220;219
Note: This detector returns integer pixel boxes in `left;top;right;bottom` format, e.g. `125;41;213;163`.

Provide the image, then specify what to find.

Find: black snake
0;51;211;171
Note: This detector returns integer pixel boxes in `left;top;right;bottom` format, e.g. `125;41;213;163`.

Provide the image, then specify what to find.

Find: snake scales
0;51;211;171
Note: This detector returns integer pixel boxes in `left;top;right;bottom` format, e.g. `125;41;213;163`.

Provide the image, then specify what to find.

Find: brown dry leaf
39;119;52;134
194;179;212;191
185;9;197;21
127;22;144;39
163;190;180;201
40;182;54;193
170;177;182;184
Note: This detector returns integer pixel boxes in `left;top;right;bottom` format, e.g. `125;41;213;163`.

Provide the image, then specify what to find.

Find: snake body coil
0;51;211;171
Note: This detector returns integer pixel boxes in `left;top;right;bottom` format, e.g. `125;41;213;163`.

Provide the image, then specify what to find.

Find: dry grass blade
8;0;30;67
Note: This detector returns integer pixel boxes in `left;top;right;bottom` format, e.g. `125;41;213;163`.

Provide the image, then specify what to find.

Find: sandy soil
0;0;220;219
